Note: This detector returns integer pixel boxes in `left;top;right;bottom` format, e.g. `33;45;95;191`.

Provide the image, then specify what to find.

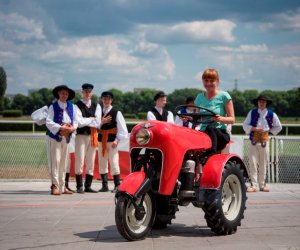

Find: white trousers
249;141;269;189
98;142;120;176
75;134;97;175
47;136;69;192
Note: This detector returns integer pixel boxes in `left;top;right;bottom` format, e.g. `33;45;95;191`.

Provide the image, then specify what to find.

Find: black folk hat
82;83;94;91
52;85;75;101
185;96;195;104
154;91;167;101
252;94;272;106
101;91;114;99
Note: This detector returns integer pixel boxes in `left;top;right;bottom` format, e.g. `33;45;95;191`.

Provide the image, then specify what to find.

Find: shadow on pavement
75;224;216;242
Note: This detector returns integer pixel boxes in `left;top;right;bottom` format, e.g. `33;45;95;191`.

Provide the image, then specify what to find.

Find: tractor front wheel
115;193;155;241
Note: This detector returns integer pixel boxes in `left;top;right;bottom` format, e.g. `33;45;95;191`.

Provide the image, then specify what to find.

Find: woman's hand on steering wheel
211;114;222;123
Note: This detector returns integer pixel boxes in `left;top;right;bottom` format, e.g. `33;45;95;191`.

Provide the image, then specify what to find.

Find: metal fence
0;134;49;179
241;136;300;184
0;133;299;183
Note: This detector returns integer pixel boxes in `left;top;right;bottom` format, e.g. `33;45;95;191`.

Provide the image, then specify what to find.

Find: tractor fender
118;171;146;195
200;154;247;189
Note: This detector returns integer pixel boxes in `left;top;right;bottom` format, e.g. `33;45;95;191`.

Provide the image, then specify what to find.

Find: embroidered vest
48;101;74;142
76;100;97;135
151;107;168;121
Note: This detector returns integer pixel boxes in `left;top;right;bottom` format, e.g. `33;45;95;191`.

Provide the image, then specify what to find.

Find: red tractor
115;105;248;241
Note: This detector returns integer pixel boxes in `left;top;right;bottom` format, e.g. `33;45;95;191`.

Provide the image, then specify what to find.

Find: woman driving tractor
195;68;235;156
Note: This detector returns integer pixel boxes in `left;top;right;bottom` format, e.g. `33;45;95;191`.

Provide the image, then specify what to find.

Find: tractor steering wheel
174;105;217;126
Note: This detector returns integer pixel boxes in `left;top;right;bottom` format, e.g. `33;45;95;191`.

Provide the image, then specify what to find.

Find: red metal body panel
130;121;212;195
118;171;146;195
200;154;241;189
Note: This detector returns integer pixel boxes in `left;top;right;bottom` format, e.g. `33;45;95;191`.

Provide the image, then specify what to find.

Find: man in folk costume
46;85;78;195
147;91;174;123
98;91;128;193
174;96;200;130
74;83;102;193
243;95;282;192
31;100;78;192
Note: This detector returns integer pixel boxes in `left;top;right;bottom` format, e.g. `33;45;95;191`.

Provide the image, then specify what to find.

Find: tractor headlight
136;128;151;145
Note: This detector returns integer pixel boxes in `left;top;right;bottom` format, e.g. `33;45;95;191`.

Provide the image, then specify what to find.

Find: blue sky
0;0;299;95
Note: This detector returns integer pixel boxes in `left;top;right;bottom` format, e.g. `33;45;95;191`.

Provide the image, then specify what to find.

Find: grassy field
0;138;47;165
0;137;49;178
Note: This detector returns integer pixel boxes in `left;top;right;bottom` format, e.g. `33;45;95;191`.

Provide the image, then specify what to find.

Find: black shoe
84;187;98;193
99;186;109;192
77;187;84;193
65;186;75;193
111;186;119;193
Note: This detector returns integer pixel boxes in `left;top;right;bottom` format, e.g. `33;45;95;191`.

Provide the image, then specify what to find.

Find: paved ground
0;181;300;250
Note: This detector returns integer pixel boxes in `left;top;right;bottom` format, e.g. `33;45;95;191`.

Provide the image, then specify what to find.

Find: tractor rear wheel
203;160;247;235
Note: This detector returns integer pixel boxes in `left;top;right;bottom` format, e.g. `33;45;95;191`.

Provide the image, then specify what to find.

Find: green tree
242;89;259;112
28;88;55;113
0;66;7;111
168;88;202;112
3;96;11;110
139;89;158;112
229;90;247;116
122;92;139;114
108;88;124;111
286;87;300;117
11;94;31;115
268;91;288;116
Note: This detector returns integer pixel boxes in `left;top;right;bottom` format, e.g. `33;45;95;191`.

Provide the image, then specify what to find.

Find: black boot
111;174;120;193
76;174;84;193
65;173;75;193
99;174;109;192
84;174;98;193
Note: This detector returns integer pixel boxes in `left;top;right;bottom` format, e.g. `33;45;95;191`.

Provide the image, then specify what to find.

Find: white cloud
0;50;19;62
131;42;161;57
140;20;236;44
163;55;176;79
42;36;137;66
130;41;176;80
39;36;176;90
196;42;300;91
259;8;300;31
0;12;45;41
212;44;268;53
